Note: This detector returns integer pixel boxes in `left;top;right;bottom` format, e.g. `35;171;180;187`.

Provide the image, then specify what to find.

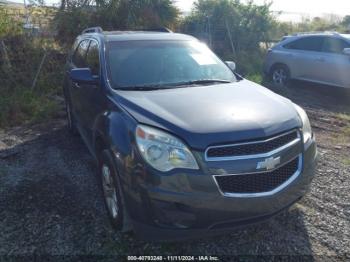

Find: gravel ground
0;82;349;261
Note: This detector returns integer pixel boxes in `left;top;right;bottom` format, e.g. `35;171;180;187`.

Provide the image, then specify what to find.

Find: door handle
73;82;81;88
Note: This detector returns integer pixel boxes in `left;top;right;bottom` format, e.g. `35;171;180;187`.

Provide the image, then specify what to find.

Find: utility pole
23;0;30;31
225;18;236;58
207;16;212;48
23;0;28;20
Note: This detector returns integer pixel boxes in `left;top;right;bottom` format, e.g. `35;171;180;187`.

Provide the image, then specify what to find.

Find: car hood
113;80;301;150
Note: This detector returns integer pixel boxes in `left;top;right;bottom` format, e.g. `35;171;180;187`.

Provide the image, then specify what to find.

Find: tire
270;64;290;86
65;101;78;135
99;150;124;230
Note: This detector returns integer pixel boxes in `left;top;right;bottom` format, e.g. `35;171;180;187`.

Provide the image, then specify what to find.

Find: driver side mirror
343;48;350;56
225;61;236;71
70;68;98;85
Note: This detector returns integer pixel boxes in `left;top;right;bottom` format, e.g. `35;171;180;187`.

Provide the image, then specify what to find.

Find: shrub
0;34;65;128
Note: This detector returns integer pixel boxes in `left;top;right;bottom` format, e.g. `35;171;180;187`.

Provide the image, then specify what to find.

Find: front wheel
99;150;124;230
271;65;290;86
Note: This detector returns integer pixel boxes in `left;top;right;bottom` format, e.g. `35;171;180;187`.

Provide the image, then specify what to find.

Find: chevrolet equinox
63;27;317;241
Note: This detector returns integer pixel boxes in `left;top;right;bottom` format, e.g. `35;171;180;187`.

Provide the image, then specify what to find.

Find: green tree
342;15;350;32
53;0;179;45
0;7;23;38
181;0;275;75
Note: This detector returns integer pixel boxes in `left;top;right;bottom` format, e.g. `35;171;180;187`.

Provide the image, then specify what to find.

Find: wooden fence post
0;40;12;70
225;18;236;58
31;51;47;91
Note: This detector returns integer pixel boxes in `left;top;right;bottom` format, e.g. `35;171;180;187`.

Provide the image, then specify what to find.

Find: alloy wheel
272;68;288;85
101;165;119;218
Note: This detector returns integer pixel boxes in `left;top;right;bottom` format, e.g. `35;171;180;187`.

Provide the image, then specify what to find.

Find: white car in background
264;32;350;88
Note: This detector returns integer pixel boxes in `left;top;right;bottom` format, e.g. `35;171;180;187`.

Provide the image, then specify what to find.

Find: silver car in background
264;32;350;88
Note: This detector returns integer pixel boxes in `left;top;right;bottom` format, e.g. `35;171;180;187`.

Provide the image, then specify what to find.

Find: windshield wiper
115;79;232;91
115;85;173;91
168;79;233;86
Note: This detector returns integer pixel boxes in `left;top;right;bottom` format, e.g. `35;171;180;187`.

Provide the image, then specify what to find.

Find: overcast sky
177;0;350;14
178;0;350;21
16;0;350;22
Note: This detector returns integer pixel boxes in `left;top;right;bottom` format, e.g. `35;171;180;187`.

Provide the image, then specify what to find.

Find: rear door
283;36;325;82
320;37;350;87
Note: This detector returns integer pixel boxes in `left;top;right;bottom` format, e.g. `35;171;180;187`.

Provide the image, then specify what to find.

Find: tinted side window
86;41;100;76
284;37;324;52
322;37;350;54
72;40;90;68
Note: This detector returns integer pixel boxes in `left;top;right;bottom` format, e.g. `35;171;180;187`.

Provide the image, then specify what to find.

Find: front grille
206;131;298;159
214;157;299;194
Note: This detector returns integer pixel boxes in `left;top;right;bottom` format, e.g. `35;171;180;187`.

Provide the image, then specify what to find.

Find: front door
319;37;350;87
284;36;325;82
77;39;104;144
68;39;90;128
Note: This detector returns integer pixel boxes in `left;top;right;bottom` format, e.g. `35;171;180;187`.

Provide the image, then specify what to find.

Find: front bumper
117;139;317;241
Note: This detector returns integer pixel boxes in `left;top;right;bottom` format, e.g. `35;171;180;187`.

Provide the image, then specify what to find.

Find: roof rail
292;31;339;36
142;27;173;33
82;27;103;34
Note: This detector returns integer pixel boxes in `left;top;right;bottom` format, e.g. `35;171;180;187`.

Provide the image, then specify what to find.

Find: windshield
340;34;350;40
106;40;236;89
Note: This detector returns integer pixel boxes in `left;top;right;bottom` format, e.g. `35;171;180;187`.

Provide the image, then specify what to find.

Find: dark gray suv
63;27;317;241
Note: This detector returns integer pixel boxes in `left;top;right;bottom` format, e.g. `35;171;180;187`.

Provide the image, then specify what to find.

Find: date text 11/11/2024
127;256;220;261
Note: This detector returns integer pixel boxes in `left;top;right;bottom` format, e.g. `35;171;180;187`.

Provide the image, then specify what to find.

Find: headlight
135;125;199;172
294;104;312;143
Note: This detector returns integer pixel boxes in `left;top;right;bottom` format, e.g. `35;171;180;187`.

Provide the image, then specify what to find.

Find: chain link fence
0;6;66;127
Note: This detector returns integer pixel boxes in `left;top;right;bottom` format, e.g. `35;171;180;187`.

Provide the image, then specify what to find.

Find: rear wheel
271;64;290;86
99;150;124;230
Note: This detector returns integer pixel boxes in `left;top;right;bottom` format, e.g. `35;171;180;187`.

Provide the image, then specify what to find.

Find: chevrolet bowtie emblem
256;156;281;171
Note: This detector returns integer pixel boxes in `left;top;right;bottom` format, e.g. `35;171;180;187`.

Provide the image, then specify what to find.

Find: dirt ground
0;81;349;261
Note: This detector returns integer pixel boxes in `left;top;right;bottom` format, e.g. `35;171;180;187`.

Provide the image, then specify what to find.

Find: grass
342;157;350;167
332;127;350;145
330;112;350;145
0;89;61;128
245;73;263;84
335;113;350;122
344;126;350;136
336;113;350;142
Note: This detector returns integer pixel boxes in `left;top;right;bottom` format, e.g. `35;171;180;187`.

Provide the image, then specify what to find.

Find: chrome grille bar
205;129;301;162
